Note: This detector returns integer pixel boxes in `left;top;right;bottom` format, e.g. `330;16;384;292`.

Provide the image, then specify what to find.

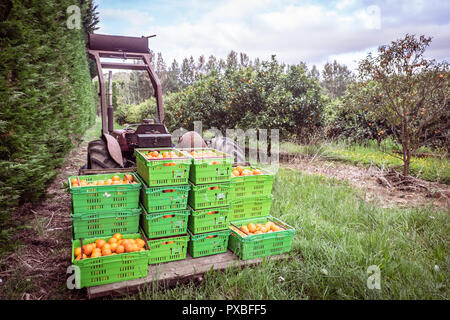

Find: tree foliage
117;56;326;140
0;0;96;226
354;34;449;175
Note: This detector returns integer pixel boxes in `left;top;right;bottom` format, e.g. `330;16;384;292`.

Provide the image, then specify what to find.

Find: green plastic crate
229;195;273;221
188;181;231;210
188;206;230;234
228;216;295;260
230;167;274;199
179;148;234;184
71;233;150;288
147;234;189;264
71;207;142;240
141;209;190;239
188;229;231;258
136;175;190;213
68;173;141;215
135;148;192;187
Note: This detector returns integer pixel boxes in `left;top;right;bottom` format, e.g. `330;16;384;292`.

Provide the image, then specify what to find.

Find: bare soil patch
281;155;449;209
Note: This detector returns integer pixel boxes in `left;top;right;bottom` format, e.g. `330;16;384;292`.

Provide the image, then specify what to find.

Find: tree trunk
402;121;410;176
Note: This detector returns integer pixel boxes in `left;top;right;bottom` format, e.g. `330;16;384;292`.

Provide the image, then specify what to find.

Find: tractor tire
87;139;121;169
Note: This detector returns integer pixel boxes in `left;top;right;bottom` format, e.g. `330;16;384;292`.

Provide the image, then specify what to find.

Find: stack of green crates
227;166;295;260
68;172;143;240
228;167;274;221
179;148;234;258
68;173;150;288
135;148;191;264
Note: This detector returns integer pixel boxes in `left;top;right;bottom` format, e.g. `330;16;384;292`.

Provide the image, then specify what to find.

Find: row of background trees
109;34;448;178
108;36;448;150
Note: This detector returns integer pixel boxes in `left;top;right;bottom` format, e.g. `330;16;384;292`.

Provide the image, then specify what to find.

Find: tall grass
129;169;449;300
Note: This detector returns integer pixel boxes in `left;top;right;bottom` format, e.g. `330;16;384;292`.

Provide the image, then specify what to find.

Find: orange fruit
112;175;121;181
252;169;261;175
105;179;113;185
90;251;102;258
232;170;240;176
83;243;94;256
108;237;117;244
248;223;256;233
74;247;82;256
75;254;87;260
264;222;273;230
115;245;125;254
255;224;263;231
95;239;106;249
110;243;118;253
254;230;263;234
124;243;134;253
270;224;278;232
97;180;105;186
260;226;268;233
125;174;133;181
102;243;111;251
241;225;250;234
113;233;123;241
71;183;80;188
139;248;145;251
102;248;112;256
135;238;145;248
113;180;122;185
80;181;88;187
236;166;244;173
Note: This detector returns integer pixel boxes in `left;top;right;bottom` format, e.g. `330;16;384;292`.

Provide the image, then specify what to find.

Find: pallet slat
87;251;288;299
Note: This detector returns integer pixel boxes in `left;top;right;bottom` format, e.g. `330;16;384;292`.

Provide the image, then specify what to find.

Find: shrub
0;1;95;229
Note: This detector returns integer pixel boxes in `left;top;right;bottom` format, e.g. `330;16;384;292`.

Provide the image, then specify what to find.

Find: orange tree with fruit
155;56;326;141
352;34;449;176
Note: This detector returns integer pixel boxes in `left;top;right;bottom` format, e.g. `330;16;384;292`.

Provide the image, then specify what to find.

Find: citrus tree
355;34;449;176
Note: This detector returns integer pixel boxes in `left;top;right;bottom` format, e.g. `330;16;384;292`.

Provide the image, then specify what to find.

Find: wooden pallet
87;250;288;299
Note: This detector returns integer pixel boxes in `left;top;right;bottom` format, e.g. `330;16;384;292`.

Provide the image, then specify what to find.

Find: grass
280;140;450;184
127;168;449;300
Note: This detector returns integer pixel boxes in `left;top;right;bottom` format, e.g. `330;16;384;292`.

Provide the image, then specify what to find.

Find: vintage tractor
81;33;244;175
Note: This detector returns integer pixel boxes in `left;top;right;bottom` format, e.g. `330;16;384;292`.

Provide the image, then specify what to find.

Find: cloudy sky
96;0;450;70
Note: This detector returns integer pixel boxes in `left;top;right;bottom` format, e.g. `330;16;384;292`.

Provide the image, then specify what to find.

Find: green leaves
118;57;325;140
1;0;95;226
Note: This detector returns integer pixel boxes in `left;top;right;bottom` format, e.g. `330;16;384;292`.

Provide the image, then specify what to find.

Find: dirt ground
281;154;450;209
0;141;88;300
0;143;448;299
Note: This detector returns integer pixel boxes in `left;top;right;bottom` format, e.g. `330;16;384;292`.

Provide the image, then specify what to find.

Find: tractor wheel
87;139;121;169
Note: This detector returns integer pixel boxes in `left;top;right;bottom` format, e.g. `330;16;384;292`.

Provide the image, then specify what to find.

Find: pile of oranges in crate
70;174;137;187
145;150;180;159
233;221;285;237
188;150;220;158
231;166;261;177
74;233;147;260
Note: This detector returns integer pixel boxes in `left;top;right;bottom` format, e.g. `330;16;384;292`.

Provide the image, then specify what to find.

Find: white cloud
97;0;450;71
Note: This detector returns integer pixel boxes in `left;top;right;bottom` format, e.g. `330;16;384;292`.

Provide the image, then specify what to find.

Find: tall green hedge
0;1;95;229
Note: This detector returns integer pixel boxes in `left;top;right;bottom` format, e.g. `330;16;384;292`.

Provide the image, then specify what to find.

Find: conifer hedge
0;0;95;233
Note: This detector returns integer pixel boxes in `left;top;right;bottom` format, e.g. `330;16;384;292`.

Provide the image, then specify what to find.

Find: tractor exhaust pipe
107;70;114;134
